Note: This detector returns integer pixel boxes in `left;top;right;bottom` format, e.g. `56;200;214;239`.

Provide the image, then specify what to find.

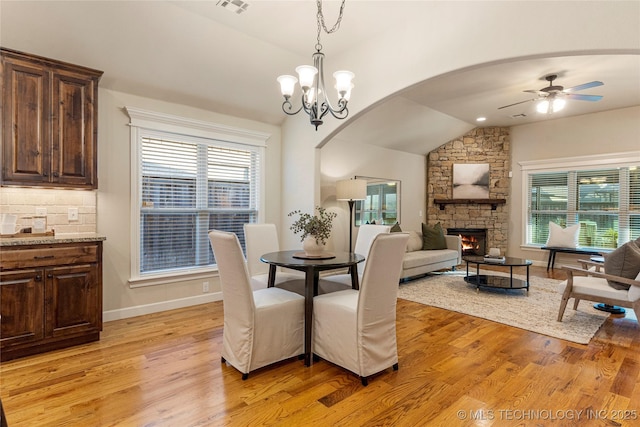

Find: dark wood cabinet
1;48;102;188
0;269;45;348
0;240;103;361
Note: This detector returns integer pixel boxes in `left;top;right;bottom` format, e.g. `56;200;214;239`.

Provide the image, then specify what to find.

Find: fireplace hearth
447;228;487;256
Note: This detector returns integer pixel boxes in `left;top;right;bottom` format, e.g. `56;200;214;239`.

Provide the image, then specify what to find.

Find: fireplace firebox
447;228;487;256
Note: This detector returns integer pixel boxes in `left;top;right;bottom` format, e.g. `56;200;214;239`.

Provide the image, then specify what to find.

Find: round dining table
260;250;365;366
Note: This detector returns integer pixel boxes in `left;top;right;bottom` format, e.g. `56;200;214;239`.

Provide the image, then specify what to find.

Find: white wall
320;137;426;252
508;106;640;265
97;88;283;320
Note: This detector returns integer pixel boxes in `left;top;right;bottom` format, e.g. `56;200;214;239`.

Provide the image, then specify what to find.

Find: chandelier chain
315;0;346;51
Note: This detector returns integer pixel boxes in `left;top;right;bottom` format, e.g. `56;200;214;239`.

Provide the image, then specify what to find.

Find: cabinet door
51;70;98;188
0;269;45;347
46;264;101;338
1;58;51;184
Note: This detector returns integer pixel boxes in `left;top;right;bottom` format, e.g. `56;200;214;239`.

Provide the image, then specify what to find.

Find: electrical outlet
68;207;79;221
203;281;210;293
35;207;47;216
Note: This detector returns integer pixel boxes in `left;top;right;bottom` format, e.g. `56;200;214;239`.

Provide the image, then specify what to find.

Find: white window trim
519;151;640;172
519;151;640;248
125;107;269;287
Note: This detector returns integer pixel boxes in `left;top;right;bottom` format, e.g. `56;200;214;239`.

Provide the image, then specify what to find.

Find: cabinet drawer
0;245;98;269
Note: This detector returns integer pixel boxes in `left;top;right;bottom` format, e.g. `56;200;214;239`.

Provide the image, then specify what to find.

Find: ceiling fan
498;74;604;111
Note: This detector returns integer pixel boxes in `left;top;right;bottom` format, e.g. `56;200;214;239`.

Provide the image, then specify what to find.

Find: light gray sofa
400;231;462;281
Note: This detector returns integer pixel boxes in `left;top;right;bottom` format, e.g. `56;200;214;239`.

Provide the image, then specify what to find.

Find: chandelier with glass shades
277;0;354;130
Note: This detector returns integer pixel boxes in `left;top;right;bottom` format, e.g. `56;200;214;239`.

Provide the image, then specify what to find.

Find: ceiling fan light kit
277;0;354;130
499;74;604;114
536;97;566;114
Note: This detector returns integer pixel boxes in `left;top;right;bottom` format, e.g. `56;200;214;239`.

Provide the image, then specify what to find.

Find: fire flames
459;234;480;254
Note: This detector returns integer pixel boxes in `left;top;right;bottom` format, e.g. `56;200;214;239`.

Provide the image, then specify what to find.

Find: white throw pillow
406;231;423;252
546;222;580;248
629;273;640;301
630;271;640;301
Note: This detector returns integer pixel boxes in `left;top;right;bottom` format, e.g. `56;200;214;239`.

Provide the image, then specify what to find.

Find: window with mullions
138;136;260;275
526;165;639;249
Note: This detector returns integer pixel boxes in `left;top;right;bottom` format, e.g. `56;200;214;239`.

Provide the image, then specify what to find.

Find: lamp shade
336;179;367;201
333;70;354;98
277;75;298;97
552;98;566;112
295;65;318;90
536;97;566;114
536;99;550;114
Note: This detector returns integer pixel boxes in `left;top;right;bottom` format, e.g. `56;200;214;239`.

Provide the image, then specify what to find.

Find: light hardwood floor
1;266;639;426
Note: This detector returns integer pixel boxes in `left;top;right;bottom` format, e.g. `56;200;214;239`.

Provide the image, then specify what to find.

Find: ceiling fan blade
498;98;536;109
565;81;603;92
565;93;603;102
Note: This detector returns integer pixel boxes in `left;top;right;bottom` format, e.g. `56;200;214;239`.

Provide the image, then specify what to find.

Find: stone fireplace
427;127;510;254
447;228;487;256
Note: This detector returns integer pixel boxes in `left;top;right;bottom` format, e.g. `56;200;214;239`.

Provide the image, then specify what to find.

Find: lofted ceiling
1;1;638;155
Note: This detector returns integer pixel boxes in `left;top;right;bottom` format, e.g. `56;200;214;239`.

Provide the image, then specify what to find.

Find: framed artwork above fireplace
453;163;489;199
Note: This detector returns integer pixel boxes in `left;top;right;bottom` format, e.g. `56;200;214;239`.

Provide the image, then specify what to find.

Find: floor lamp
336;178;367;252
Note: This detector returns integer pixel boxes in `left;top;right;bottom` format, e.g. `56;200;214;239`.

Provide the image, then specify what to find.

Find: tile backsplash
0;187;97;235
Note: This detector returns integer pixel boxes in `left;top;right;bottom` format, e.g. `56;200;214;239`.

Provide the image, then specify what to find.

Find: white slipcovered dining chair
244;223;304;290
208;230;304;380
312;232;409;386
323;224;392;287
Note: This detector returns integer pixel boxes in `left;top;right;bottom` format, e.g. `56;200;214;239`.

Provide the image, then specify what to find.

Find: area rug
398;271;608;344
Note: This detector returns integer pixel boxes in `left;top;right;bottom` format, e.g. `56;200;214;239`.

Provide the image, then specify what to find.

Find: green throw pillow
422;222;447;250
603;240;640;290
390;222;402;232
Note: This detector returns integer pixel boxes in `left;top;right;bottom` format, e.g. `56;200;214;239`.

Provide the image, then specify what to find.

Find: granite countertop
0;233;106;247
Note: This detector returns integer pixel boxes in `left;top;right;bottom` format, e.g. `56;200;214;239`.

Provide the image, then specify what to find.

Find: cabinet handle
34;255;55;260
35;275;42;281
53;172;59;177
47;274;53;278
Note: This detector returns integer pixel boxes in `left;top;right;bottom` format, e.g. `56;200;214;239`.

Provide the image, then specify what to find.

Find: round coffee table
463;256;532;292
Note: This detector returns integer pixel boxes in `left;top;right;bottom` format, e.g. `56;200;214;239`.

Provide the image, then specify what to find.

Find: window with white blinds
525;164;640;249
126;107;267;281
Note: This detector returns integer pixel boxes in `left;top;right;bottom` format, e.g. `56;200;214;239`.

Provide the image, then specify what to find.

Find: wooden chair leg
632;300;640;322
557;296;569;322
573;298;580;310
558;274;575;322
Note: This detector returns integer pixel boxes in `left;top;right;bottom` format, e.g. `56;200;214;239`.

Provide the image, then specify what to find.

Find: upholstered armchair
558;265;640;322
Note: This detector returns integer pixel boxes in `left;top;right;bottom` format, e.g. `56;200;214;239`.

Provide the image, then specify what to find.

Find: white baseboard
103;291;223;322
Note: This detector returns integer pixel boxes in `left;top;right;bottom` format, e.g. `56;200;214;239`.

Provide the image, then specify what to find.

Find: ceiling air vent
510;113;527;119
217;0;249;14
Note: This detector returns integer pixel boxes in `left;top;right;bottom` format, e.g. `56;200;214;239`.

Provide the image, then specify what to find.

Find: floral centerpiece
288;206;337;254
